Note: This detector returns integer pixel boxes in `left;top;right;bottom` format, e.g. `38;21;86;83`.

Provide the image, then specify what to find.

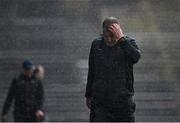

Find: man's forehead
103;17;119;28
104;23;115;29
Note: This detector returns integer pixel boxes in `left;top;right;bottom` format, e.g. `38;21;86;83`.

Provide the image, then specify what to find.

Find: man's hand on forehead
108;23;124;41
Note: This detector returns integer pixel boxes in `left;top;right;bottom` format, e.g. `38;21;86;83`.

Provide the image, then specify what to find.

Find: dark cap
22;60;34;70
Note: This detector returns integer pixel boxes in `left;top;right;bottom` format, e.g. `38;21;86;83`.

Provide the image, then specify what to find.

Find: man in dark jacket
85;17;141;122
1;60;44;122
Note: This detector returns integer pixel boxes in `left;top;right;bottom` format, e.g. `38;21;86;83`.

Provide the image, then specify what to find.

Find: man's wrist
118;36;126;42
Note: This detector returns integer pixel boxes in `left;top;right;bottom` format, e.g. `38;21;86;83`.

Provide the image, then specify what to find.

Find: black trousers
90;97;136;122
14;111;37;122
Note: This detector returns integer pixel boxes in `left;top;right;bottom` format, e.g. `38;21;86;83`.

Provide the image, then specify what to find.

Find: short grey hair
102;17;119;30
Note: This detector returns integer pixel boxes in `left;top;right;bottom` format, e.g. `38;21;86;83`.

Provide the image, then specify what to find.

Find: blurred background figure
34;65;45;80
1;60;44;122
34;65;45;122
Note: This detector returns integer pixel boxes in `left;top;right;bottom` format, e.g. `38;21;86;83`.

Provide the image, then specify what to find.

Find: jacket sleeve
2;79;16;115
36;80;44;111
85;41;95;98
119;37;141;64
